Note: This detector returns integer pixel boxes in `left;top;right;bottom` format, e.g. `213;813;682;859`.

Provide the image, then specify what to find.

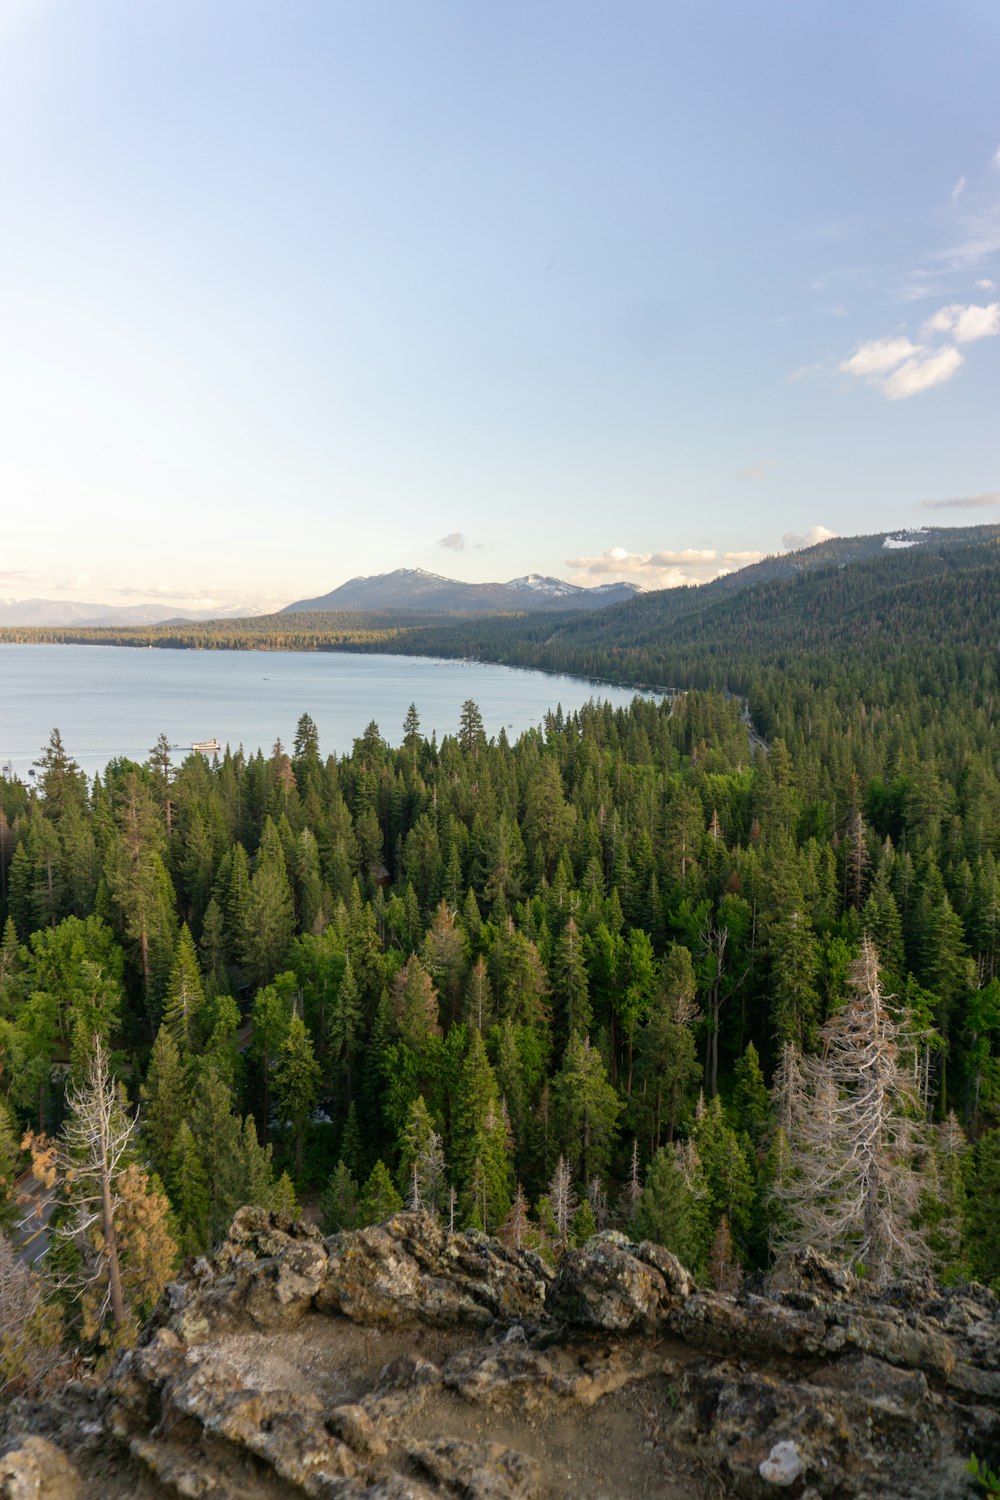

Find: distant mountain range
0;598;265;628
7;526;997;631
281;569;645;614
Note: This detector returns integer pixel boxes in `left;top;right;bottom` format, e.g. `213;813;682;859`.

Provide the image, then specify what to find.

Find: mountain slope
282;567;643;613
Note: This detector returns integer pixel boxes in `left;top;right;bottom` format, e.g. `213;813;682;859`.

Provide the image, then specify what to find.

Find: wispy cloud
724;549;765;564
786;361;826;384
782;525;838;551
113;584;214;601
952;176;967;203
915;492;1000;511
437;532;467;552
882;346;964;400
735;458;776;480
0;569;39;586
840;337;922;376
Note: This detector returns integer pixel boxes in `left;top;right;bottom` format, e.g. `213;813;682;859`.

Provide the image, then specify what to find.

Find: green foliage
631;1144;710;1274
272;1013;321;1176
321;1160;359;1233
965;1129;1000;1289
968;1454;1000;1495
8;558;1000;1319
357;1159;402;1226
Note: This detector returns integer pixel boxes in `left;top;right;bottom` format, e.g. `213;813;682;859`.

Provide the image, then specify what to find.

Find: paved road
11;1170;56;1268
739;703;770;758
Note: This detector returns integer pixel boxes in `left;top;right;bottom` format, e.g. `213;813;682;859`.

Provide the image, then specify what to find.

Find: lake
0;643;648;780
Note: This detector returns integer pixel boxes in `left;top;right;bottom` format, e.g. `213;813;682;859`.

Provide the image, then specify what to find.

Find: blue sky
1;0;998;611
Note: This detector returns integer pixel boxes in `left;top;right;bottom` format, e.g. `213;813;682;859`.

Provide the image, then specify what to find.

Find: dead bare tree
27;1036;173;1341
773;935;928;1283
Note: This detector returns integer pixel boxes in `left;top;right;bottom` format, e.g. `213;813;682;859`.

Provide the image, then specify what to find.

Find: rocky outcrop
2;1211;998;1499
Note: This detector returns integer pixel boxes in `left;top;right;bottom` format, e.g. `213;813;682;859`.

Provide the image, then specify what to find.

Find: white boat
191;738;221;754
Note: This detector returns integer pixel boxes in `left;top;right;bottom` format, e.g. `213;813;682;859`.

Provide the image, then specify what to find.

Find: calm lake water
0;644;647;780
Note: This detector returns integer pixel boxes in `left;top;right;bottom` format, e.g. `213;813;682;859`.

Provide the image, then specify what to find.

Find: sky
1;0;998;614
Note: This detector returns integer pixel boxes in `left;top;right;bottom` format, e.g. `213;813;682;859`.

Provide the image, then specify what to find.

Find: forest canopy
3;533;1000;1368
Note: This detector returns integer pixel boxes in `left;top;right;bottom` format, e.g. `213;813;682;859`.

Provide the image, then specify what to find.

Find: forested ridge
3;530;1000;1374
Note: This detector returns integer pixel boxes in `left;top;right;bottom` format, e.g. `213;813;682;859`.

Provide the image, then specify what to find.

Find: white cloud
55;572;92;592
782;526;838;551
977;279;997;291
994;144;1000;168
839;337;922;376
838;300;993;400
724;549;765;564
922;301;1000;343
567;547;727;590
648;549;718;566
882;345;964;400
437;532;467;552
735;459;776;480
952;176;967;202
915;492;1000;511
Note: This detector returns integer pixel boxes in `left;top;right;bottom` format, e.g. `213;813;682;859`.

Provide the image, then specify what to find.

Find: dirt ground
51;1311;718;1500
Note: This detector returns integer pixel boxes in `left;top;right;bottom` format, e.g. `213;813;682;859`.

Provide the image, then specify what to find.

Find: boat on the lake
190;738;221;754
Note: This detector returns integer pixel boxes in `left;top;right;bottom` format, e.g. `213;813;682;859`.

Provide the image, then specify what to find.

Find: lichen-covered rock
317;1212;549;1328
635;1239;698;1300
144;1207;330;1341
0;1436;81;1500
3;1213;999;1500
547;1230;684;1331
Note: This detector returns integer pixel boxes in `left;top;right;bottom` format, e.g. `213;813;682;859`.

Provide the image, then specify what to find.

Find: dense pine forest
3;530;1000;1371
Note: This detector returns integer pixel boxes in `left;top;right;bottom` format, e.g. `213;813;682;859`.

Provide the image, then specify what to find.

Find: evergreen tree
102;771;178;1022
272;1013;321;1176
162;924;206;1049
327;957;363;1108
692;1094;756;1258
390;954;441;1051
246;819;296;986
732;1042;770;1147
631;1143;710;1273
0;1100;20;1232
551;915;591;1044
965;1127;1000;1289
551;1034;621;1185
170;1119;211;1255
320;1160;359;1233
357;1159;402;1226
141;1025;190;1187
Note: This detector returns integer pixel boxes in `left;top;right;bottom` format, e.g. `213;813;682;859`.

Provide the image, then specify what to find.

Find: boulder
547;1230;693;1331
317;1212;549;1328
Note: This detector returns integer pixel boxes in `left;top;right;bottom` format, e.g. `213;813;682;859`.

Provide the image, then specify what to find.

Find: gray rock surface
1;1211;998;1499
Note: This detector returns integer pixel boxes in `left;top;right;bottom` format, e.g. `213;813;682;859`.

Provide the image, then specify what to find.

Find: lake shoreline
0;642;654;782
